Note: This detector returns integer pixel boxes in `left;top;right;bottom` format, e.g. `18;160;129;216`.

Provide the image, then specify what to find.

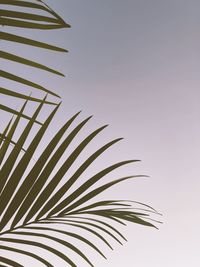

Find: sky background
1;0;200;266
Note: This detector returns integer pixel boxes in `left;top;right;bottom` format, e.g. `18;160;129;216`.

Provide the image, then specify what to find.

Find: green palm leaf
1;70;61;97
0;0;55;12
47;218;124;245
1;51;65;76
0;1;160;266
0;0;69;25
0;0;68;24
0;10;63;23
0;237;76;266
0;97;48;194
0;103;43;124
62;214;127;241
0;133;26;153
31;124;110;221
0;100;60;228
19;115;93;225
25;226;107;259
47;161;139;218
0;99;41;169
0;101;159;266
0;32;68;52
5;111;81;229
0;87;57;104
0;256;23;267
0;116;13;148
0;0;69;116
0;102;28;169
0;17;69;29
0;245;53;267
1;231;93;267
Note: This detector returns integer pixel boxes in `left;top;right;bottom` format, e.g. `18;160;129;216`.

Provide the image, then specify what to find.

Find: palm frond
0;102;160;266
0;103;43;124
1;70;61;98
0;116;13;149
0;98;59;223
0;87;57;104
1;51;65;76
0;1;160;266
0;32;68;52
24;225;107;259
0;0;69;116
0;133;26;153
0;98;41;170
0;255;23;267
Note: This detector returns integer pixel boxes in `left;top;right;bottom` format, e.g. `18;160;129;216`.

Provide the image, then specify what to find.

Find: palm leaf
0;10;63;23
0;1;159;266
0;102;27;168
0;96;47;194
0;0;69;26
0;245;53;267
25;226;107;259
0;133;26;153
0;100;60;227
0;17;69;29
28;219;115;250
0;232;92;267
1;70;61;98
0;32;68;52
1;51;65;76
0;0;69;116
0;237;76;266
4;111;81;229
0;99;41;169
62;214;127;241
46;218;124;245
0;104;159;266
0;256;23;267
17;115;93;225
0;87;57;104
57;175;145;216
0;0;56;12
0;103;43;124
46;161;139;218
31;124;111;221
0;116;13;149
0;0;68;24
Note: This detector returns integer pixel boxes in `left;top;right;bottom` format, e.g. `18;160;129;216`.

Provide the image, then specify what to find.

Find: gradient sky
1;0;200;266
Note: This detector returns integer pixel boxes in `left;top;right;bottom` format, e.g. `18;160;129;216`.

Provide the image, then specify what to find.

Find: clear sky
1;0;200;266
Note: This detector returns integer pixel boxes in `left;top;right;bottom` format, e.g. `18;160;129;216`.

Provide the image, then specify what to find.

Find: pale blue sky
1;0;200;266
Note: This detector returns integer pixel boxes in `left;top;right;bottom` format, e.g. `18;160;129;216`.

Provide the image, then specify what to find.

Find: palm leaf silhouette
0;101;159;266
1;0;70;116
0;1;160;266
